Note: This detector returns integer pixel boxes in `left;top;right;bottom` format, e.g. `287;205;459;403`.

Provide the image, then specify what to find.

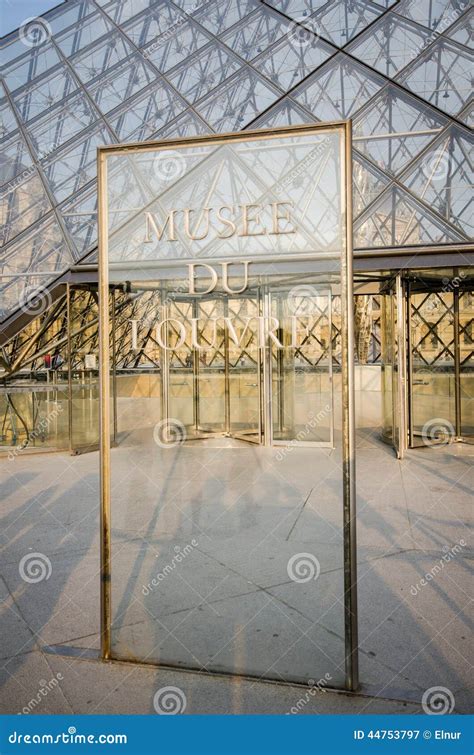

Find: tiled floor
0;425;472;714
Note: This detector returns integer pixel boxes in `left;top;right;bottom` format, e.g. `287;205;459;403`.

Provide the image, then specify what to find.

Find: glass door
408;289;455;447
269;287;333;446
458;291;474;440
227;294;262;444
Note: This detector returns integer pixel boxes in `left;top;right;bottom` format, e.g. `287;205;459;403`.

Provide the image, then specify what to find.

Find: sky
1;0;63;36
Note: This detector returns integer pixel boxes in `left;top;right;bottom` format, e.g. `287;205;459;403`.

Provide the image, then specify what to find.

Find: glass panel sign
98;124;357;690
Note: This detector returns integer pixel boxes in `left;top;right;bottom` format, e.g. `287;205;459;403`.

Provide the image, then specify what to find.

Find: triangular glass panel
252;31;336;91
353;84;448;175
397;37;472;117
346;12;432;78
400;125;473;236
293;53;385;121
394;0;467;32
311;0;384;46
354;185;465;247
252;97;315;128
352;151;391;218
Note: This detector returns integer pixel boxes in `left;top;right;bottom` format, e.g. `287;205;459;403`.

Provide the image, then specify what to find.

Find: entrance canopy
97;123;358;690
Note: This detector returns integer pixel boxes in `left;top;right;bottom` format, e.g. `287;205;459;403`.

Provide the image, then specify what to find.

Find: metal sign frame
97;121;358;691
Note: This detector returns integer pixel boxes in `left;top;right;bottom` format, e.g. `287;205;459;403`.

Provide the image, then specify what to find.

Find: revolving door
381;271;474;456
158;282;334;448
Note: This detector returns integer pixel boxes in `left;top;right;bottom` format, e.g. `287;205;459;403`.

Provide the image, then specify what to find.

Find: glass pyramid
1;0;472;320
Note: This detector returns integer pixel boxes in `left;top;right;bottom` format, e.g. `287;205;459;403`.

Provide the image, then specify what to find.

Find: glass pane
13;66;79;123
271;287;333;445
394;0;467;32
72;33;134;84
0;134;33;186
142;20;211;71
228;296;261;442
194;0;261;35
87;54;158;113
293;54;384;121
196;68;280;131
400;126;473;237
167;42;243;104
122;2;186;46
311;0;383;46
221;7;290;60
0;97;20;139
353;85;447;176
398;37;472;117
252;34;335;91
104;127;349;686
346;13;431;78
108;81;186;141
55;13;114;56
354;185;465;248
42;123;112;203
0;170;52;246
28;91;98;158
409;291;456;446
2;45;61;92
